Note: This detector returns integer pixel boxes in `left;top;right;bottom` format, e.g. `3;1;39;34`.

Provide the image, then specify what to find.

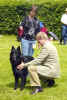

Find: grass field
0;35;67;100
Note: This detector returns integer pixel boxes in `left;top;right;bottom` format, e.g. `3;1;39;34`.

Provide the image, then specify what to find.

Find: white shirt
61;14;67;25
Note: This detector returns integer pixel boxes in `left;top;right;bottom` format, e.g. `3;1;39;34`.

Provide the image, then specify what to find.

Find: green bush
0;4;31;34
0;3;67;38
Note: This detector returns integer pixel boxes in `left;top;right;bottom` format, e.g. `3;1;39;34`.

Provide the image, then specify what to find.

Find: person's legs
62;25;67;45
39;74;55;87
21;38;29;56
60;27;63;44
28;65;56;94
64;26;67;45
28;42;33;57
64;37;67;45
37;65;57;87
28;40;36;57
28;65;41;87
28;65;42;94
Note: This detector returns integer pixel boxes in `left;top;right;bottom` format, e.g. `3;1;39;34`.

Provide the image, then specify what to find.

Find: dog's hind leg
20;76;27;91
20;78;24;91
14;76;19;90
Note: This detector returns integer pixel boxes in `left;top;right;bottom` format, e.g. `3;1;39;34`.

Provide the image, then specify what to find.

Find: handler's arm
24;46;49;67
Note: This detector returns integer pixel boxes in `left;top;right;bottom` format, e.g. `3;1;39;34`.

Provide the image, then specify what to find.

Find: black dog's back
10;46;34;90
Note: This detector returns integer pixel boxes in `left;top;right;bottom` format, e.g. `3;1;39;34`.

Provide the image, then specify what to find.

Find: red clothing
18;28;24;37
40;27;48;35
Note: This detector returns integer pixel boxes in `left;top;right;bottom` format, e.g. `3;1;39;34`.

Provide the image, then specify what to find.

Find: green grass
0;35;67;100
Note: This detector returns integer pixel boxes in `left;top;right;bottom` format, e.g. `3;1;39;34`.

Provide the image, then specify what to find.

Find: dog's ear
17;46;20;51
12;46;14;49
10;46;15;56
11;46;15;50
17;46;21;55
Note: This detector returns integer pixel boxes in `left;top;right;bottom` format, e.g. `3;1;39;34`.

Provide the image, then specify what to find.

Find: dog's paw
20;87;24;91
14;87;18;90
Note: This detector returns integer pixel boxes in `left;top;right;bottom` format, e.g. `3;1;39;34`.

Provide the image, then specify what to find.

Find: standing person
19;5;40;56
60;8;67;45
17;32;60;95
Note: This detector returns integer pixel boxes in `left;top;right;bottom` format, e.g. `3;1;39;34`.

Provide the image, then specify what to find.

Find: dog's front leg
20;77;26;91
14;76;19;90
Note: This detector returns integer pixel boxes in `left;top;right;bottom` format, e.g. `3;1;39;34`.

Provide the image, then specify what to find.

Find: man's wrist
21;63;25;67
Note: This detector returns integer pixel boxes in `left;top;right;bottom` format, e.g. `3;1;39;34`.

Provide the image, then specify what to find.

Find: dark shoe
60;39;63;45
47;79;55;87
31;86;43;95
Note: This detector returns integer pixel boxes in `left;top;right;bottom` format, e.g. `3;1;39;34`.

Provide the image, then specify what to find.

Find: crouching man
17;32;60;94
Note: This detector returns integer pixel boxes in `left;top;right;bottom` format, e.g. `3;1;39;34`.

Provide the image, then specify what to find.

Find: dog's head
10;46;34;66
10;46;21;65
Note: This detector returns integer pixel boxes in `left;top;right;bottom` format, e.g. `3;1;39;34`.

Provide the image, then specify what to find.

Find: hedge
0;2;67;38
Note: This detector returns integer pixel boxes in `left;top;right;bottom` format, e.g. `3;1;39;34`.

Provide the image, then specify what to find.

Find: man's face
37;37;44;46
30;10;36;17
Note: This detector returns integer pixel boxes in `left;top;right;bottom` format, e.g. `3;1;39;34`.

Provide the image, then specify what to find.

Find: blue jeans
21;38;36;56
62;25;67;44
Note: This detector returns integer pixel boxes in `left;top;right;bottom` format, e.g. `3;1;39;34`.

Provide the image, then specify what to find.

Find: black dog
10;46;34;90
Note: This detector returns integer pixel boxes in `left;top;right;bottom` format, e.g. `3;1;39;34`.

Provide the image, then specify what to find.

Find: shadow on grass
6;80;30;89
24;80;58;91
6;78;58;91
6;82;14;89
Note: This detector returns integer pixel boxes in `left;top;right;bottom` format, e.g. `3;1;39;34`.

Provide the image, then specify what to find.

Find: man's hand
19;26;23;30
17;62;24;71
